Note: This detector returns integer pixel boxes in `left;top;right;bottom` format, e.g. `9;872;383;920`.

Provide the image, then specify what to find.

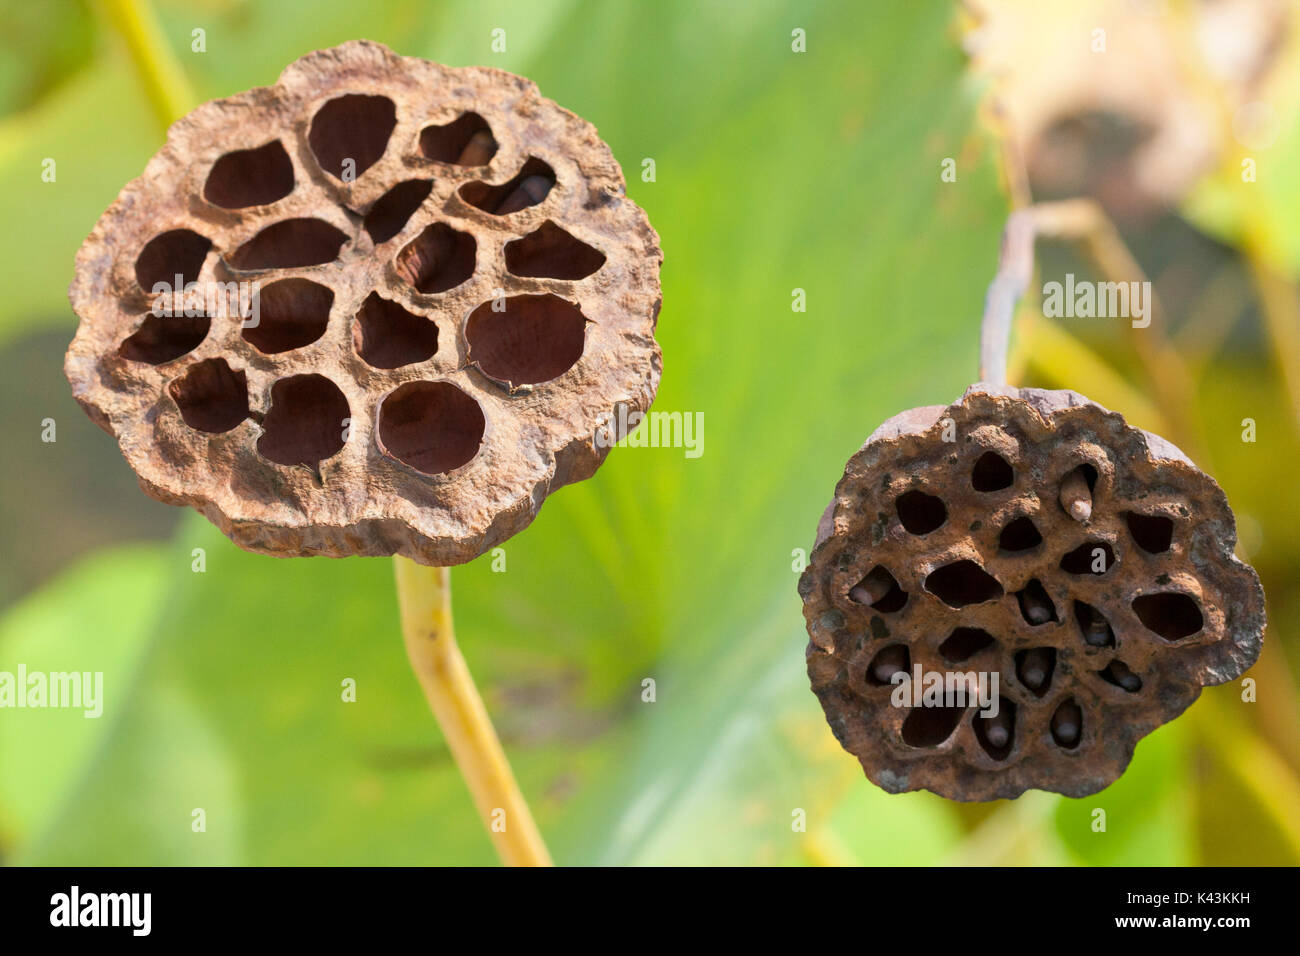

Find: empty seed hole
848;566;908;613
998;516;1042;552
939;627;996;662
924;560;1003;608
241;278;333;354
866;645;909;686
974;698;1016;759
203;140;294;209
459;157;555;214
135;229;211;292
1051;699;1083;749
1015;578;1058;625
896;490;947;535
1099;659;1143;692
1132;592;1204;641
168;358;248;433
364;180;433;244
901;703;966;748
1126;511;1174;554
256;375;349;467
353;293;438;369
419;112;498;165
119;313;210;364
1059;540;1115;575
465;294;587;388
377;381;485;475
1073;600;1115;648
308;94;396;181
395;222;476;293
971;451;1014;491
504;221;606;280
1015;647;1056;696
228;218;348;270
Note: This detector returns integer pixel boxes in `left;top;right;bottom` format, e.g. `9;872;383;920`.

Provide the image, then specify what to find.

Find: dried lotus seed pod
799;382;1265;801
65;40;661;566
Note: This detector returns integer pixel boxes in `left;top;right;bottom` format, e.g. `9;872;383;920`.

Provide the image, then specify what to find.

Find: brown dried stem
978;199;1205;462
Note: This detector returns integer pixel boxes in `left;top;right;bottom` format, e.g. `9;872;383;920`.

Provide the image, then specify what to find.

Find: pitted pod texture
65;40;662;566
799;384;1264;801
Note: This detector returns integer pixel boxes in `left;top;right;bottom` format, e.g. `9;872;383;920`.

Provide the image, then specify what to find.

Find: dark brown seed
984;708;1013;748
1084;608;1112;646
495;174;552;214
850;577;890;605
1020;647;1052;689
457;129;497;166
870;645;909;683
1108;659;1142;692
1019;586;1054;624
1060;467;1093;522
1051;700;1082;746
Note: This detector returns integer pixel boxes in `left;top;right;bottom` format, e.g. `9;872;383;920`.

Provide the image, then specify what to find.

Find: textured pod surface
799;383;1264;801
65;40;662;566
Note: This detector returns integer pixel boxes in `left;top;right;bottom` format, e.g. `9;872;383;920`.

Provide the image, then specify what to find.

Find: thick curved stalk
393;557;552;867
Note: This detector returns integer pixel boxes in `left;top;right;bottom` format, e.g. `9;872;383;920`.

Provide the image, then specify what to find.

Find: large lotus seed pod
799;382;1264;801
65;40;661;566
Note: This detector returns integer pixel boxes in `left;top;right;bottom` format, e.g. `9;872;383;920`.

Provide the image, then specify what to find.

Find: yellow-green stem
99;0;195;131
392;556;552;867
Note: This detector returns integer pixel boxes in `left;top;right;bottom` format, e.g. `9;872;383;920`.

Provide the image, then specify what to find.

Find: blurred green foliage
0;0;1296;865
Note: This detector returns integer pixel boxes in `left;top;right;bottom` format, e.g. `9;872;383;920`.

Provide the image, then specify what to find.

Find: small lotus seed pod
799;383;1265;800
64;40;662;566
